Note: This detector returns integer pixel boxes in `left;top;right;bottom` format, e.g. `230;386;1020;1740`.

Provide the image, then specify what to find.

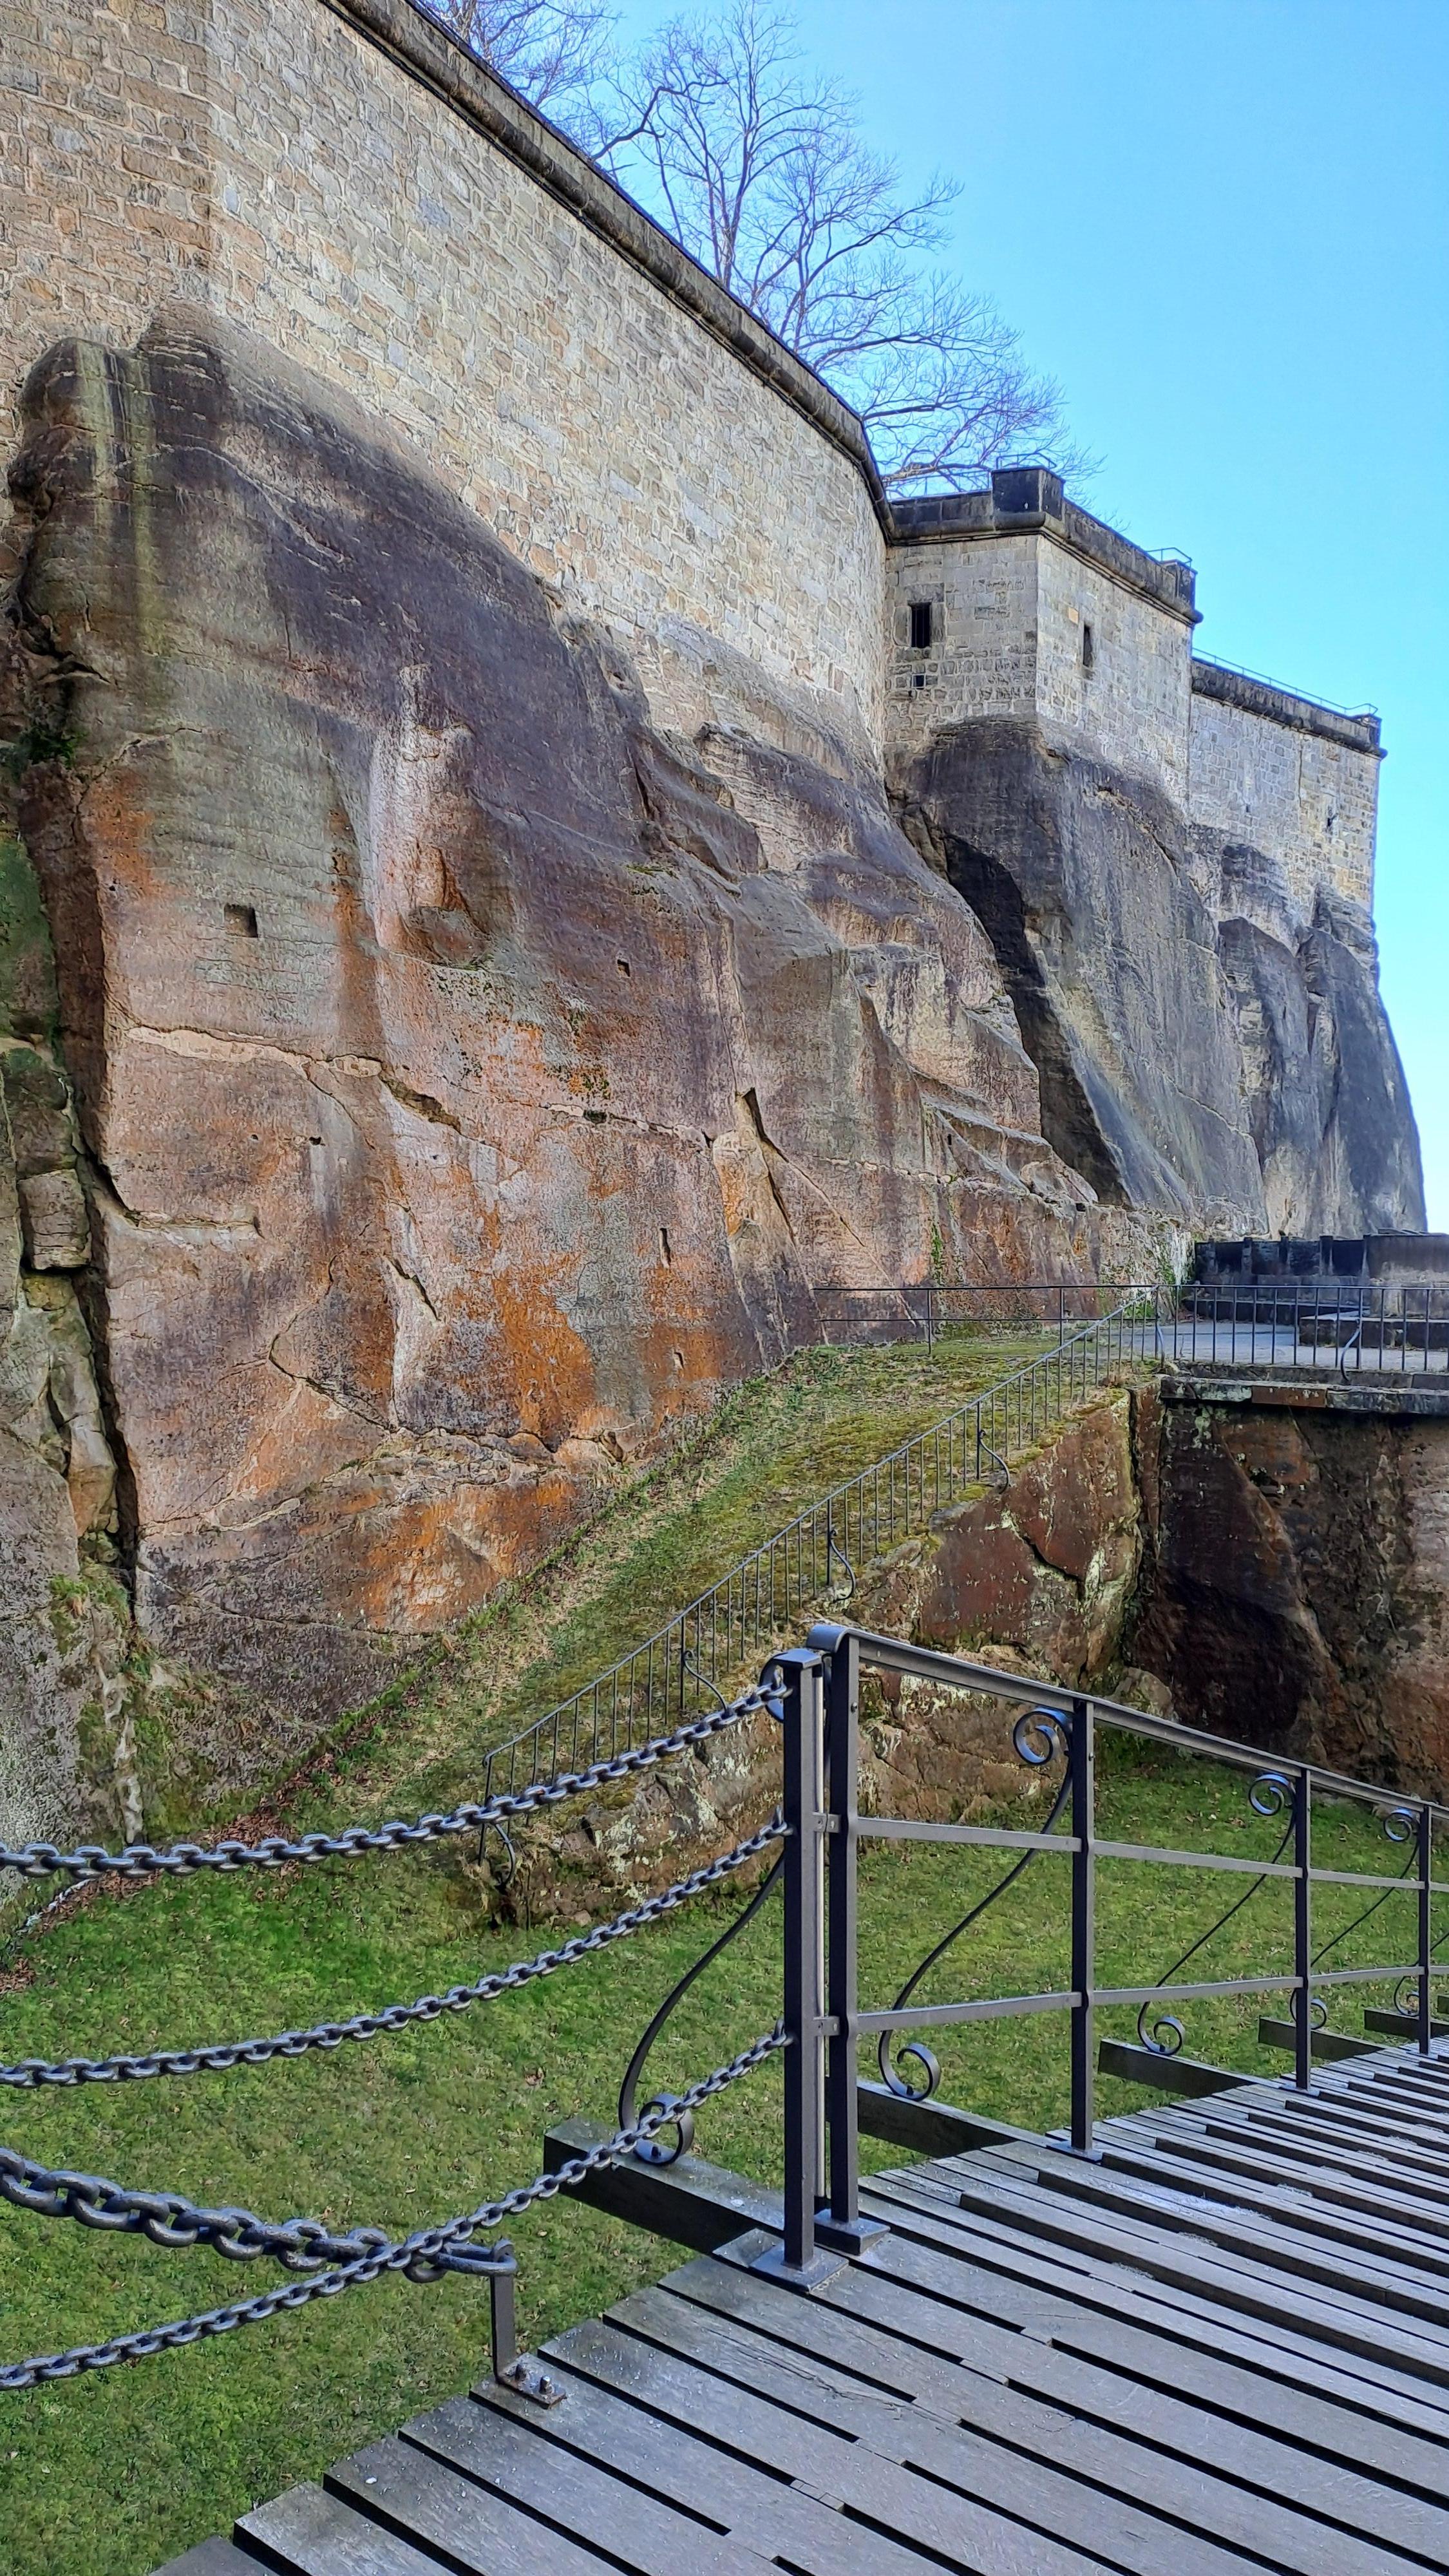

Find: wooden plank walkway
162;2041;1449;2574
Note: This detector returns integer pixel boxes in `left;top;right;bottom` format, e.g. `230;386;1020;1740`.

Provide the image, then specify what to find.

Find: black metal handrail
1171;1278;1449;1372
482;1297;1156;1801
480;1275;1446;1812
753;1623;1449;2284
812;1281;1158;1349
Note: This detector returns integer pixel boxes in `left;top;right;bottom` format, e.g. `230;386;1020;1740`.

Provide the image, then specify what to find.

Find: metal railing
755;1625;1448;2282
813;1280;1155;1348
482;1274;1449;1806
1168;1279;1449;1374
481;1296;1155;1800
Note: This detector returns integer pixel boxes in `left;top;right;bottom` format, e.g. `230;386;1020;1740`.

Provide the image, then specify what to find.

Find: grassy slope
0;1332;1422;2572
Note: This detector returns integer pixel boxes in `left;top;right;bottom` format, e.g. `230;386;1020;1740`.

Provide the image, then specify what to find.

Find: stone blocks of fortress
889;475;1381;923
0;0;1381;923
0;0;1423;1836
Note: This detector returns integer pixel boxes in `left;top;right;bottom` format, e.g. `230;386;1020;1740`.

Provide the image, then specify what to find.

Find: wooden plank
325;2431;660;2575
626;2269;1436;2576
1099;2036;1257;2096
1108;2112;1449;2239
1258;2018;1381;2060
1363;2010;1449;2037
859;2166;1449;2402
390;2401;777;2575
679;2246;1449;2528
857;2164;1449;2427
855;2078;1045;2155
235;2483;452;2573
153;2548;256;2575
824;2198;1449;2476
1144;2094;1449;2199
542;2117;784;2251
1014;2145;1449;2316
473;2353;946;2576
1085;2128;1449;2272
541;2311;1114;2575
948;2142;1449;2329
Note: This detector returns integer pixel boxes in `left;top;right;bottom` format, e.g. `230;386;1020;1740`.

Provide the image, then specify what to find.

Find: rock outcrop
898;720;1423;1235
1129;1384;1449;1791
1;316;1175;1837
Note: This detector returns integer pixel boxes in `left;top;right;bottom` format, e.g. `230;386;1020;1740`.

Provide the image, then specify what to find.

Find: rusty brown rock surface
1128;1387;1449;1792
1;314;1174;1828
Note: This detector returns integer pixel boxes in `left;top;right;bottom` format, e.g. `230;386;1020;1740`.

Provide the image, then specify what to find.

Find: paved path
164;2040;1449;2574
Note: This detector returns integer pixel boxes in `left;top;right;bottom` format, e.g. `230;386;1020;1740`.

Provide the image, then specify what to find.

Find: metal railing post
755;1648;840;2287
1069;1696;1095;2152
815;1633;889;2256
1419;1803;1434;2057
1294;1768;1313;2090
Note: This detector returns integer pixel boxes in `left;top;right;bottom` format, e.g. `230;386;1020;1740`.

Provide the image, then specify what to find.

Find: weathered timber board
158;2040;1449;2574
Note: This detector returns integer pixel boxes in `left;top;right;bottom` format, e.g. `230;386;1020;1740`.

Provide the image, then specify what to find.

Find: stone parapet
1191;656;1382;755
891;471;1198;621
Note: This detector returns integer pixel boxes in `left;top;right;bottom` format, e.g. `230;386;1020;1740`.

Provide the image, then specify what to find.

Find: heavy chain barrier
0;1815;785;2088
0;2027;786;2389
0;1682;780;1884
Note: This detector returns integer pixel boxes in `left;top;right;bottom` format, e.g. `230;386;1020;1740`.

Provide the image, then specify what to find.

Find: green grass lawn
0;1745;1426;2575
0;1326;1426;2572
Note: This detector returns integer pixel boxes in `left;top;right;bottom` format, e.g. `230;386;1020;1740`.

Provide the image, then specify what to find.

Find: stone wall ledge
891;475;1200;622
1191;656;1383;755
1162;1371;1449;1419
321;0;891;520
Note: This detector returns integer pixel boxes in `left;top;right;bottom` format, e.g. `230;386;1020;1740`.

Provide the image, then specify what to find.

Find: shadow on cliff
1;310;1164;1823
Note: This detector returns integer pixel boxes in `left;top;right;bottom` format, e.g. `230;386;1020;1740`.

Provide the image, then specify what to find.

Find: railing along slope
481;1294;1154;1801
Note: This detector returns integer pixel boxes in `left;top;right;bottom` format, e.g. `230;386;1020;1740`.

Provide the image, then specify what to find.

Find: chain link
0;1816;785;2088
0;1684;781;1885
0;2026;786;2389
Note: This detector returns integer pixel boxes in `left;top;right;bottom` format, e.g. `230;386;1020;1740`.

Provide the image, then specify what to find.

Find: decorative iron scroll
1311;1807;1418;1980
1135;1772;1295;2058
618;1660;790;2163
877;1707;1074;2102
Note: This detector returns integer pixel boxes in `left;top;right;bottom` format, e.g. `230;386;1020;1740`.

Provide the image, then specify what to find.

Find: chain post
1419;1803;1434;2057
1294;1768;1313;2090
1069;1696;1095;2153
753;1647;842;2289
488;2261;565;2408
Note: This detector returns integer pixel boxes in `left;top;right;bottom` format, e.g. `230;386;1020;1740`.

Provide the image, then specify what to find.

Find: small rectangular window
909;600;933;651
225;903;259;938
1081;622;1095;675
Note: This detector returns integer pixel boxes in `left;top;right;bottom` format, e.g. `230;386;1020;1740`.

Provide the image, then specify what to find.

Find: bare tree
424;0;1085;493
423;0;617;131
599;3;1084;492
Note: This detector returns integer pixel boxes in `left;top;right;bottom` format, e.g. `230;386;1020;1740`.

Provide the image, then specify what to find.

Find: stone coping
1191;656;1383;754
891;473;1200;620
1163;1372;1449;1418
323;0;891;520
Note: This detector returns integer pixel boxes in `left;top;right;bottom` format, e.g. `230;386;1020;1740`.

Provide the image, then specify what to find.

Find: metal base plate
749;2240;850;2292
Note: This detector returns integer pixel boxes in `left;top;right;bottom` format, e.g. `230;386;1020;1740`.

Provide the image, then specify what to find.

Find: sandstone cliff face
1129;1387;1449;1792
1;316;1169;1835
898;720;1423;1235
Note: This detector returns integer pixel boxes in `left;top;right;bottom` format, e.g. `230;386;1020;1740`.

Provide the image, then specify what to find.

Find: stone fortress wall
1188;661;1381;919
884;477;1379;909
0;0;887;759
0;0;1420;1852
3;0;1383;891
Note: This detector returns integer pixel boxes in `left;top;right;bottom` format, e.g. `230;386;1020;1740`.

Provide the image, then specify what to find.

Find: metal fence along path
480;1296;1153;1802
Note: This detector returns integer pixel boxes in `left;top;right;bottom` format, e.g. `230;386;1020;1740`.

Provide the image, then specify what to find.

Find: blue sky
612;0;1448;1222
